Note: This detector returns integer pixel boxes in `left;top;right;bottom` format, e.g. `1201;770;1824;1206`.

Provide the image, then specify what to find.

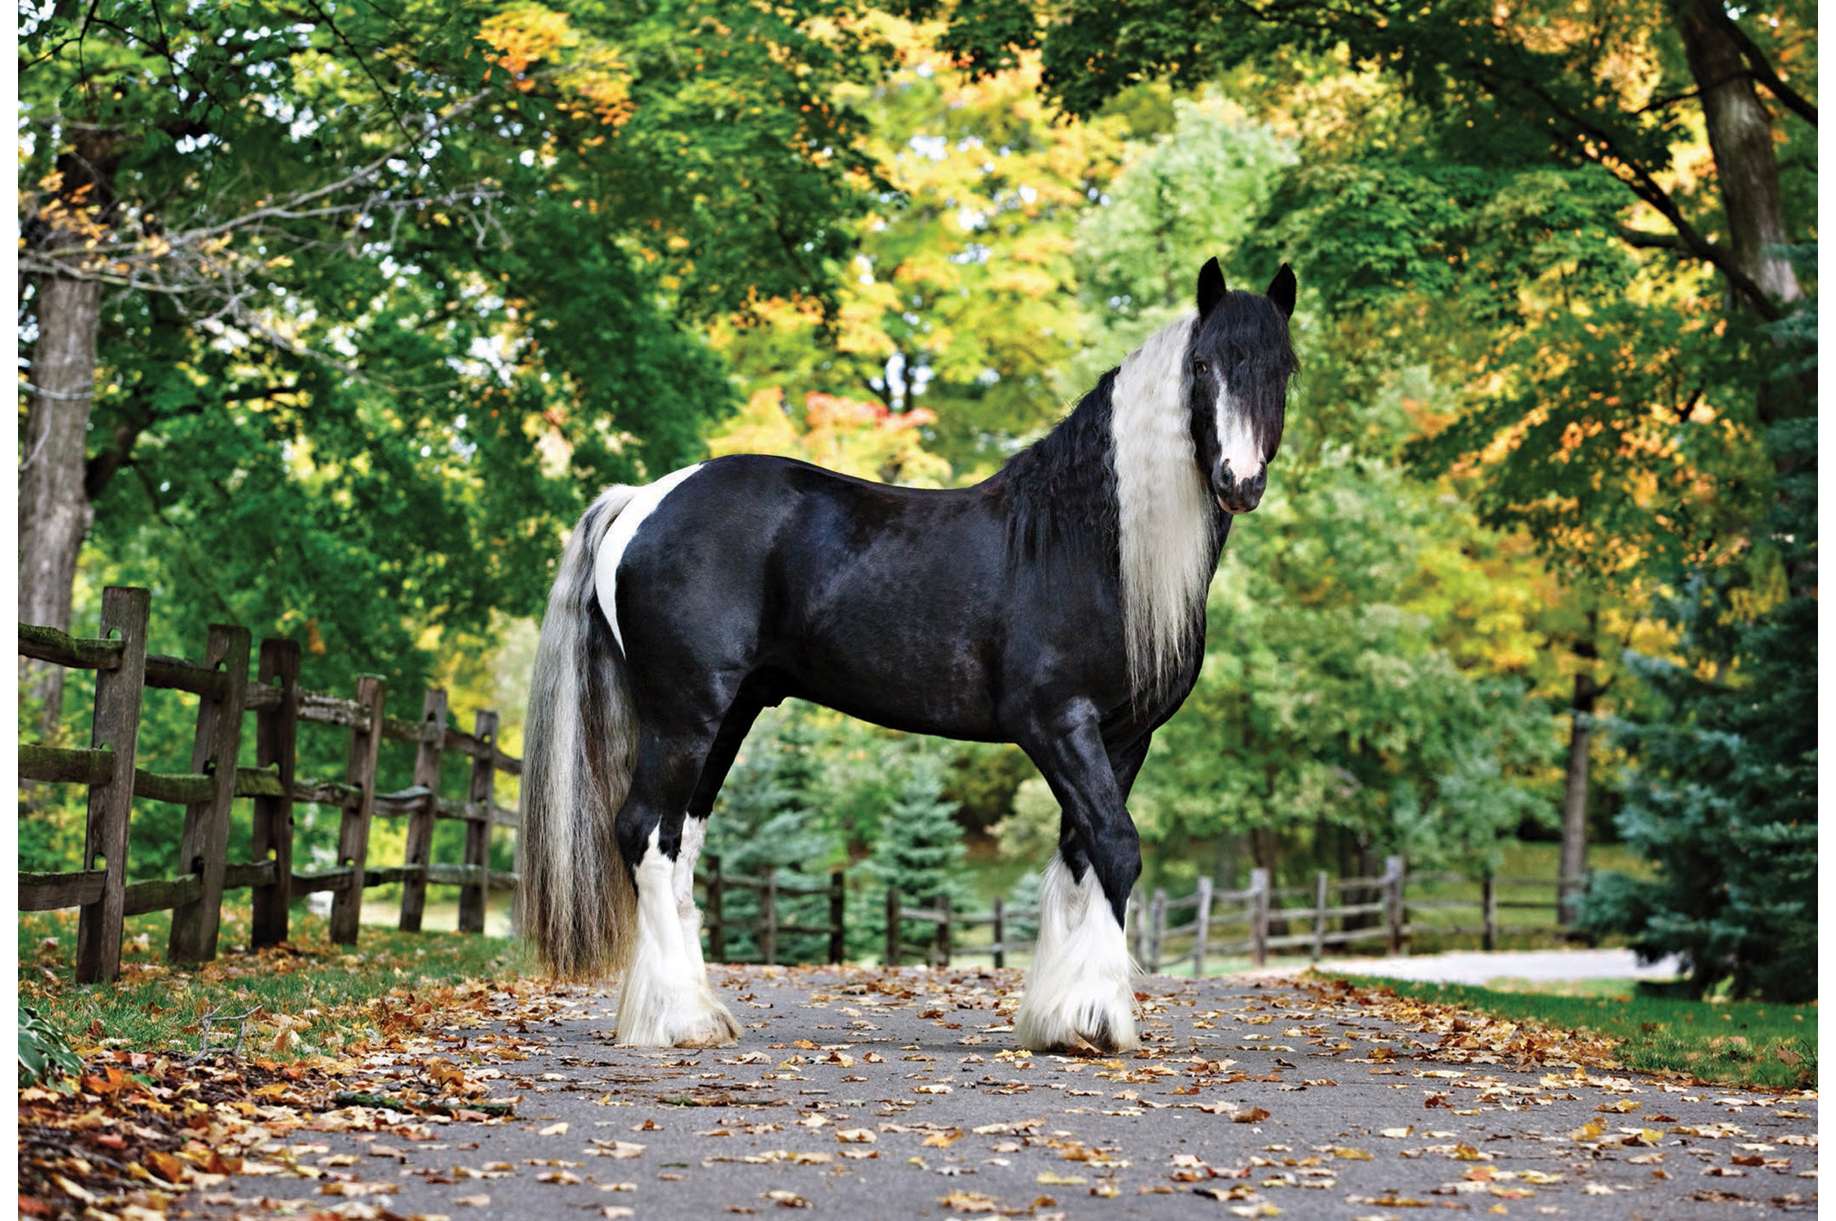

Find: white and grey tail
519;484;644;979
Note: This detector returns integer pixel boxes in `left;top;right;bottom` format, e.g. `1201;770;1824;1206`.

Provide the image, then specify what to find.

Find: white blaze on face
1214;371;1262;485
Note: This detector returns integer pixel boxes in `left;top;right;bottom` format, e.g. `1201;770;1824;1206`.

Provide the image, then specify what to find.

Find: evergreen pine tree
704;707;840;964
867;751;971;964
1581;412;1817;1002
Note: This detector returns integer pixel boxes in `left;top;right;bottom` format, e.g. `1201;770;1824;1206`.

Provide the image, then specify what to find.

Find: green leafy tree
18;0;890;733
710;18;1136;473
1132;449;1555;890
1052;78;1558;889
946;0;1813;909
942;0;1813;321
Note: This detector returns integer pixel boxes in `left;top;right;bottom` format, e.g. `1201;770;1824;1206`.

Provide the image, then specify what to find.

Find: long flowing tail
519;485;643;978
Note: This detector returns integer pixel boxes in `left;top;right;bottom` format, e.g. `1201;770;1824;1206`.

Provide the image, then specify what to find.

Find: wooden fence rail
695;854;845;966
885;857;1591;974
18;587;523;984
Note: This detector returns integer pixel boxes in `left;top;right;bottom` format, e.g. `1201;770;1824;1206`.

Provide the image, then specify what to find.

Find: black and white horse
520;258;1298;1052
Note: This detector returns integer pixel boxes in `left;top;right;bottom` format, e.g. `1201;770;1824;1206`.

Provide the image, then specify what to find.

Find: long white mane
1110;312;1216;693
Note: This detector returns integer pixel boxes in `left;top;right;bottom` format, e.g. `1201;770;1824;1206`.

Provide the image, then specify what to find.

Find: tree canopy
20;0;891;696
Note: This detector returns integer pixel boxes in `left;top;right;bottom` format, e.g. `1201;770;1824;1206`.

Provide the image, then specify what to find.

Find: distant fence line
883;859;1592;973
708;855;1589;972
18;587;523;984
696;854;846;966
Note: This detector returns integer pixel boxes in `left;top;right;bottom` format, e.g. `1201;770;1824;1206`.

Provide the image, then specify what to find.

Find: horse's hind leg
1008;702;1142;1054
614;725;744;1048
667;698;762;994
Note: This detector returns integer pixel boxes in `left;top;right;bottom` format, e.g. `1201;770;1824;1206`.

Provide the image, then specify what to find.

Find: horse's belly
776;616;1007;742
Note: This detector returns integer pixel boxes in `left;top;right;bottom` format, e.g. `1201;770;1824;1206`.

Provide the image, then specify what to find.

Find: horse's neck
993;384;1123;564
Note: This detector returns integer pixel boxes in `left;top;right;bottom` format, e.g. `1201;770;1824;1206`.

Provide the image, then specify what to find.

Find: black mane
991;369;1122;568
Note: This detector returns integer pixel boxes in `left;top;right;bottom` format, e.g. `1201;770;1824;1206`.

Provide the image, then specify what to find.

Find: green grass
18;906;531;1064
1325;973;1817;1092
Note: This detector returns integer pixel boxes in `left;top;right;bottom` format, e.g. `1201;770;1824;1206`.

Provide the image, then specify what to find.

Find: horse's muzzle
1213;460;1267;515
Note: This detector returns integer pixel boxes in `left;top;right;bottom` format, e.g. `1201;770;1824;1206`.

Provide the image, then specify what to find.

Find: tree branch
1710;10;1818;128
1615;225;1688;250
1475;62;1783;321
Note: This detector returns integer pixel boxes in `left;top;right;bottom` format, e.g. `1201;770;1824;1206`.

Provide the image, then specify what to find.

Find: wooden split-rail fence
20;587;1592;986
696;854;846;966
17;587;523;984
887;858;1593;974
885;859;1406;973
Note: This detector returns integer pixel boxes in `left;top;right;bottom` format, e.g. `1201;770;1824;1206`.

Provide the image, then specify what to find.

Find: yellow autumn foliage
708;388;952;488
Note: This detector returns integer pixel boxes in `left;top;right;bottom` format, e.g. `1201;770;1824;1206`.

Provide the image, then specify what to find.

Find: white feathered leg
1013;854;1139;1053
674;816;713;976
615;826;741;1047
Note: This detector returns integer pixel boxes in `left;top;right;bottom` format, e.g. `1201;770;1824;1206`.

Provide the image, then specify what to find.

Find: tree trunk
1677;0;1803;309
19;272;102;735
1556;669;1597;927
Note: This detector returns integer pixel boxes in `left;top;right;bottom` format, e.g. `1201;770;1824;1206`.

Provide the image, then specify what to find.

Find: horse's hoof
615;990;743;1048
673;1005;742;1048
1013;994;1140;1055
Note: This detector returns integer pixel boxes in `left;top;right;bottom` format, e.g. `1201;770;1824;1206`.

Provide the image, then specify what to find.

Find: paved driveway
185;964;1814;1220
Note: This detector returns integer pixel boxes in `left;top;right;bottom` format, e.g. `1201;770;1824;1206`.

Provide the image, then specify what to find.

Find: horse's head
1187;259;1298;515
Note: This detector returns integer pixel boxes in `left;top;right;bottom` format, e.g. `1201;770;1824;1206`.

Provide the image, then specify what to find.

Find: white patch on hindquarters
615;826;741;1047
594;463;706;652
1111;314;1215;693
1012;855;1138;1053
1214;371;1263;486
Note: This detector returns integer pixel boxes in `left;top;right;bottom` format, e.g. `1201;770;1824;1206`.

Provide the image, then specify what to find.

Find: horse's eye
1192;360;1209;376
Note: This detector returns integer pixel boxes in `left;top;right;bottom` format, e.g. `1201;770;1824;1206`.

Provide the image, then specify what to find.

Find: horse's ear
1266;263;1296;318
1196;257;1227;318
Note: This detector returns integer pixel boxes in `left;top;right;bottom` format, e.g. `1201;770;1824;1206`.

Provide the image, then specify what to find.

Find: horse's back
608;455;1014;736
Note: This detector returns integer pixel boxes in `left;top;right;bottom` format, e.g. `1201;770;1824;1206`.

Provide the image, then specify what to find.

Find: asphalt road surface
187;964;1817;1220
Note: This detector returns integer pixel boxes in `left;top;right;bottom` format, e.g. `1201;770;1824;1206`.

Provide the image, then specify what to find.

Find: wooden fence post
1148;888;1167;973
1249;868;1269;968
991;895;1006;970
1384;855;1406;956
251;638;301;948
399;689;448;932
885;888;901;967
1192;876;1213;978
168;624;251;965
1311;871;1328;963
706;854;726;963
828;869;845;965
458;710;497;935
761;870;778;966
329;676;386;945
1482;872;1498;952
74;587;150;985
936;893;952;967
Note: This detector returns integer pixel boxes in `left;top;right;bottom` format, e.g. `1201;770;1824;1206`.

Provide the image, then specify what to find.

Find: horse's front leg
1010;703;1142;1054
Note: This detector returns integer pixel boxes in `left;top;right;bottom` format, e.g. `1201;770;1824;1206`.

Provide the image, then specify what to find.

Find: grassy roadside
1322;973;1817;1092
18;907;532;1065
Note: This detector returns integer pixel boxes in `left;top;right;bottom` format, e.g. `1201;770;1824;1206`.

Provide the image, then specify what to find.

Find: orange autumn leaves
477;3;634;128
